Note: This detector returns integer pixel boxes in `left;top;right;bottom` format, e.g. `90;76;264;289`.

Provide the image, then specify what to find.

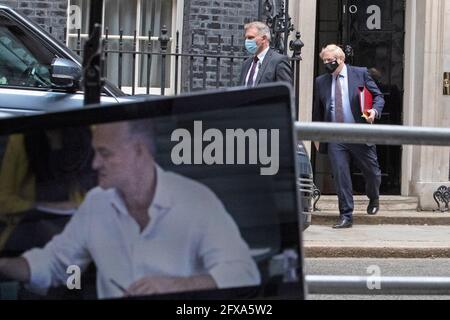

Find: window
0;13;54;89
67;0;178;95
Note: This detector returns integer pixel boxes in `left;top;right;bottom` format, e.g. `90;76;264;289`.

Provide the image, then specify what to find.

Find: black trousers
328;143;382;220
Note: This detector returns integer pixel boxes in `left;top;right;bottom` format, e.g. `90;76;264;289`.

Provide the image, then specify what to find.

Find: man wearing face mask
239;21;293;87
312;44;385;229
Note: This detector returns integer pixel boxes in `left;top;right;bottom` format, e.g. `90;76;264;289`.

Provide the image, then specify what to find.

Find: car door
0;8;119;119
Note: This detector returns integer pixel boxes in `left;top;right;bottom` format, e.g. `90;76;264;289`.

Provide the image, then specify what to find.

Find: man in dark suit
239;21;293;87
313;44;385;229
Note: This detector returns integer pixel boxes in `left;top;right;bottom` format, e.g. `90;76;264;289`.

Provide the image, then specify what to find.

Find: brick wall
0;0;265;91
181;0;261;91
0;0;68;42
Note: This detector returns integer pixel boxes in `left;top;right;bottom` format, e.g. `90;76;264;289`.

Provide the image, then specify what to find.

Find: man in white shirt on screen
0;119;260;299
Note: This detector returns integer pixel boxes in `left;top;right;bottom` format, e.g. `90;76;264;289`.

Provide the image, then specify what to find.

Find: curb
312;215;450;226
304;247;450;259
315;196;419;213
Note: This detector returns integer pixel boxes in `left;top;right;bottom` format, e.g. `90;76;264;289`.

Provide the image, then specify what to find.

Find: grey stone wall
0;0;68;43
181;0;260;92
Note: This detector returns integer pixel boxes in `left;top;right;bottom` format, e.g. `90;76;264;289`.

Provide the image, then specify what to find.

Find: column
404;0;450;209
290;0;316;123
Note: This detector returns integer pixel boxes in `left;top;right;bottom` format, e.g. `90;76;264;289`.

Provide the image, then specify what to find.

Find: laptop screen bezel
0;83;306;300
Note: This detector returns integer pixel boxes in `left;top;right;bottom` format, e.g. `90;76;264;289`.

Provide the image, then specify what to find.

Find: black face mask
324;61;340;74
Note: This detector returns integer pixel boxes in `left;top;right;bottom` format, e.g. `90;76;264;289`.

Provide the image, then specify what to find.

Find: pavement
304;196;450;258
304;225;450;258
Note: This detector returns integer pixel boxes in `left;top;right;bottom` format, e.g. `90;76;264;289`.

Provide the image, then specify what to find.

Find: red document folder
358;86;373;120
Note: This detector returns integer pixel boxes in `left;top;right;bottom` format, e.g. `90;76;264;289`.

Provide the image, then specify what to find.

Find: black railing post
83;24;103;105
132;30;137;95
83;0;104;106
229;35;235;87
175;31;180;95
290;32;304;119
147;30;153;95
283;0;289;55
104;27;109;77
76;29;81;56
216;35;221;89
189;32;195;92
159;26;170;96
88;0;103;36
118;29;123;89
203;34;207;89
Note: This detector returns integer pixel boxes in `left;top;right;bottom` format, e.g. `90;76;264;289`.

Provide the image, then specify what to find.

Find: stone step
312;210;450;226
303;225;450;258
315;195;419;212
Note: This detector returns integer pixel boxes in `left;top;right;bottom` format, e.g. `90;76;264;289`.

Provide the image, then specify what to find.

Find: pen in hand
110;278;130;296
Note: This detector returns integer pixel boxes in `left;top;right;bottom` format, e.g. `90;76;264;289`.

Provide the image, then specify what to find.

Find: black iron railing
61;26;303;102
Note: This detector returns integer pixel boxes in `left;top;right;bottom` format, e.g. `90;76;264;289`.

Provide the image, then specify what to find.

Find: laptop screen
0;84;305;300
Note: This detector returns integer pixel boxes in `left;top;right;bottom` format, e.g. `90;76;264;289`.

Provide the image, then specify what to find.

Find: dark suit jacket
239;48;293;86
312;65;385;154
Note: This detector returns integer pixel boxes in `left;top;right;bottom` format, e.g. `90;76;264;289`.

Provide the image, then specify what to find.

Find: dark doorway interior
313;0;405;195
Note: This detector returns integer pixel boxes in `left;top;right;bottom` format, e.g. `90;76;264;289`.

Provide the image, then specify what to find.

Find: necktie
335;74;344;123
246;56;259;87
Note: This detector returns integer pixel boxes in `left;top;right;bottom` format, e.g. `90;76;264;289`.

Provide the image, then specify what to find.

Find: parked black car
0;5;131;119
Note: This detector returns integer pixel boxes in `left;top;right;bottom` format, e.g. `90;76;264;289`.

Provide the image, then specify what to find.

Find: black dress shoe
367;199;380;215
333;218;353;229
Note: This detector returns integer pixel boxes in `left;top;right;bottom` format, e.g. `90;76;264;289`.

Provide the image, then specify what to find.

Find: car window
0;13;54;89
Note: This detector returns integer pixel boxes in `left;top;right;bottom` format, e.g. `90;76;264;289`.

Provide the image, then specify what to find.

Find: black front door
313;0;405;195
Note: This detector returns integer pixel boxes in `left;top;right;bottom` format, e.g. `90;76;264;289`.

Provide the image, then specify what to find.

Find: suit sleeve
275;55;293;85
312;78;324;122
363;68;385;119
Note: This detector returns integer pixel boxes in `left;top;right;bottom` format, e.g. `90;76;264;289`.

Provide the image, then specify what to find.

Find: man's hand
126;275;217;297
366;109;377;124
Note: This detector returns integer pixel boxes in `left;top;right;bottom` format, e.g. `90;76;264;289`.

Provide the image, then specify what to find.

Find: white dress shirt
245;46;270;86
331;65;379;121
23;166;260;299
331;65;355;123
